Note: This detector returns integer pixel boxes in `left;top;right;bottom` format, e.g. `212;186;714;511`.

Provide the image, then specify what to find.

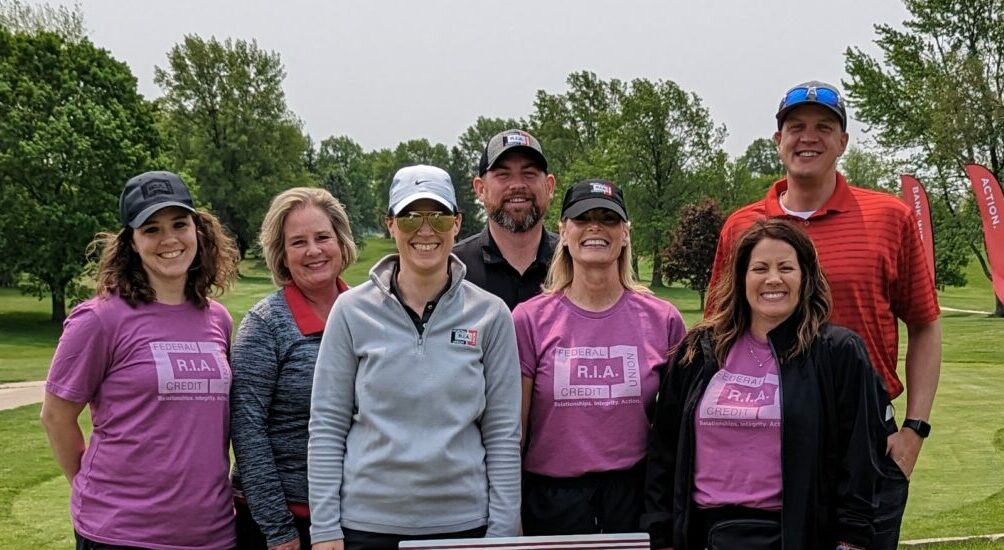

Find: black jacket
642;317;890;549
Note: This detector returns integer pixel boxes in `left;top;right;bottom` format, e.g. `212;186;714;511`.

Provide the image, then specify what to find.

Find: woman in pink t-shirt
643;220;889;550
514;180;686;536
41;171;241;550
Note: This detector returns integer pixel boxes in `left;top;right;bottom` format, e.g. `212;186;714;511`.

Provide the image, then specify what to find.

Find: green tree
529;71;625;229
740;137;785;179
840;144;900;192
155;35;310;257
0;0;88;289
697;137;785;217
446;147;483;239
314;135;376;246
930;196;977;288
844;0;1004;313
615;77;726;288
0;29;158;321
526;72;726;282
662;199;724;309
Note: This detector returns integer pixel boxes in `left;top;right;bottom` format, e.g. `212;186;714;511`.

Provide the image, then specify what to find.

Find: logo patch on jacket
450;329;478;347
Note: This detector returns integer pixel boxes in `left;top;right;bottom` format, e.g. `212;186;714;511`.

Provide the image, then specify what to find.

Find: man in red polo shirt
708;80;941;549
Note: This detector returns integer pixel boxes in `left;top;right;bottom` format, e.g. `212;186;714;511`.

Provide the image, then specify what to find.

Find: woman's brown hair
684;219;832;365
90;210;240;308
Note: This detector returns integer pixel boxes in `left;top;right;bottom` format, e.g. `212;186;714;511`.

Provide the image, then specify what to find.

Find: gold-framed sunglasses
395;210;457;233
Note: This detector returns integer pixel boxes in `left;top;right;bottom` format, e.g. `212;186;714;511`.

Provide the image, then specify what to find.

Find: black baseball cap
560;180;628;221
119;171;196;228
478;129;548;176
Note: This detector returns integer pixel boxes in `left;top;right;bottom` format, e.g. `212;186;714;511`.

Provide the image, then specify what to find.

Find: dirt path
0;381;45;411
941;306;994;315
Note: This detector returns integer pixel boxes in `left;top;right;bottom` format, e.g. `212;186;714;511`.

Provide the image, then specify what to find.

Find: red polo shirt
708;173;940;398
283;278;350;336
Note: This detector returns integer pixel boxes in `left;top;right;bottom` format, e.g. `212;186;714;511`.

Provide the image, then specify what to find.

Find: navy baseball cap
119;171;196;228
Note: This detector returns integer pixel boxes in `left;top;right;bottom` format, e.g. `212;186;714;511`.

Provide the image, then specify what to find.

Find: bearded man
453;129;557;309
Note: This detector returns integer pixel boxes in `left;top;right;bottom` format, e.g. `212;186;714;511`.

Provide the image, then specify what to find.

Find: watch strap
902;418;931;438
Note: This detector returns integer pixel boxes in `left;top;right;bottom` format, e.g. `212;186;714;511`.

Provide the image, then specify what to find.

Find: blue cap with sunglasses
776;80;847;131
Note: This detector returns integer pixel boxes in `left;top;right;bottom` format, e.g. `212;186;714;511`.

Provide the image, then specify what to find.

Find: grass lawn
1;239;1002;548
0;292;63;383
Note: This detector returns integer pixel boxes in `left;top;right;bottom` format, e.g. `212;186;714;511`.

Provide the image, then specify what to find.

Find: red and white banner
900;174;936;284
964;164;1004;304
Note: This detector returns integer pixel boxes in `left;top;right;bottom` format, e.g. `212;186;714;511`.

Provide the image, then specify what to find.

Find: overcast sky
40;0;910;157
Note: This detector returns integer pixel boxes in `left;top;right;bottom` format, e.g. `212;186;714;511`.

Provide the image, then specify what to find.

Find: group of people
41;80;940;550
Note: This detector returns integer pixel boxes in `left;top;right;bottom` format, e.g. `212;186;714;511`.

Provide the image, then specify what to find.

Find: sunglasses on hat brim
780;85;844;111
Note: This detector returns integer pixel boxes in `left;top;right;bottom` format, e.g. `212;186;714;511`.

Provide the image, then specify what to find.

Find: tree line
1;0;1001;321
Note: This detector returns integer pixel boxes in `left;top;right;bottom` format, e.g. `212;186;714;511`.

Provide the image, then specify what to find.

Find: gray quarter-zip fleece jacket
308;254;521;543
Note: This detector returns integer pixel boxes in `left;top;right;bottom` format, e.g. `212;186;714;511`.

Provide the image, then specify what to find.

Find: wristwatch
902;418;931;438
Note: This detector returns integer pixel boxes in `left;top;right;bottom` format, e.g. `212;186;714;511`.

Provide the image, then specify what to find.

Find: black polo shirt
452;226;559;310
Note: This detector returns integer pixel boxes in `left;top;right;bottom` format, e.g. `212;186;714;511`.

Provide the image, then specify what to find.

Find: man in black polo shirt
453;129;558;310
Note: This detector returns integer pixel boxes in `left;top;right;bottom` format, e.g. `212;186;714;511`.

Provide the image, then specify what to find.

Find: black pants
522;461;646;536
75;532;151;550
76;532;236;550
341;525;487;550
234;498;311;549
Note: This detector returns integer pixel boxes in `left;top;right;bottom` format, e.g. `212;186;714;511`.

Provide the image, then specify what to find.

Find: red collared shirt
283;278;350;336
709;173;940;398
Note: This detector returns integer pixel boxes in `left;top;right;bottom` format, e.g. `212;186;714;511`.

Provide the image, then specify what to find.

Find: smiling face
774;103;848;185
131;206;198;295
283;204;343;294
387;198;461;277
474;150;555;233
745;237;802;335
560;207;628;271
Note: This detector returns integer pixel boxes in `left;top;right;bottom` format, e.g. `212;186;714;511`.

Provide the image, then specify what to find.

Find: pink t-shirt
693;331;782;510
514;291;686;477
46;294;236;550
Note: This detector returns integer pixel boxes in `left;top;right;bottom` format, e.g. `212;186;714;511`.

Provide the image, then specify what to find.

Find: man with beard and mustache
454;129;558;310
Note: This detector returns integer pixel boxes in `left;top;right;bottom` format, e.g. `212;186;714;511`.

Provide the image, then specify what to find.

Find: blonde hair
543;219;650;295
260;187;357;287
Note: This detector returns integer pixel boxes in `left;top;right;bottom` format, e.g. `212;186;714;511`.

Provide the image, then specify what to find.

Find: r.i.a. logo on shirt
552;345;642;401
150;341;231;401
450;328;479;347
698;370;781;422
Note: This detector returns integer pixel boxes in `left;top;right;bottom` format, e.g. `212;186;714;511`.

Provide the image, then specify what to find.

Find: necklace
747;337;772;369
